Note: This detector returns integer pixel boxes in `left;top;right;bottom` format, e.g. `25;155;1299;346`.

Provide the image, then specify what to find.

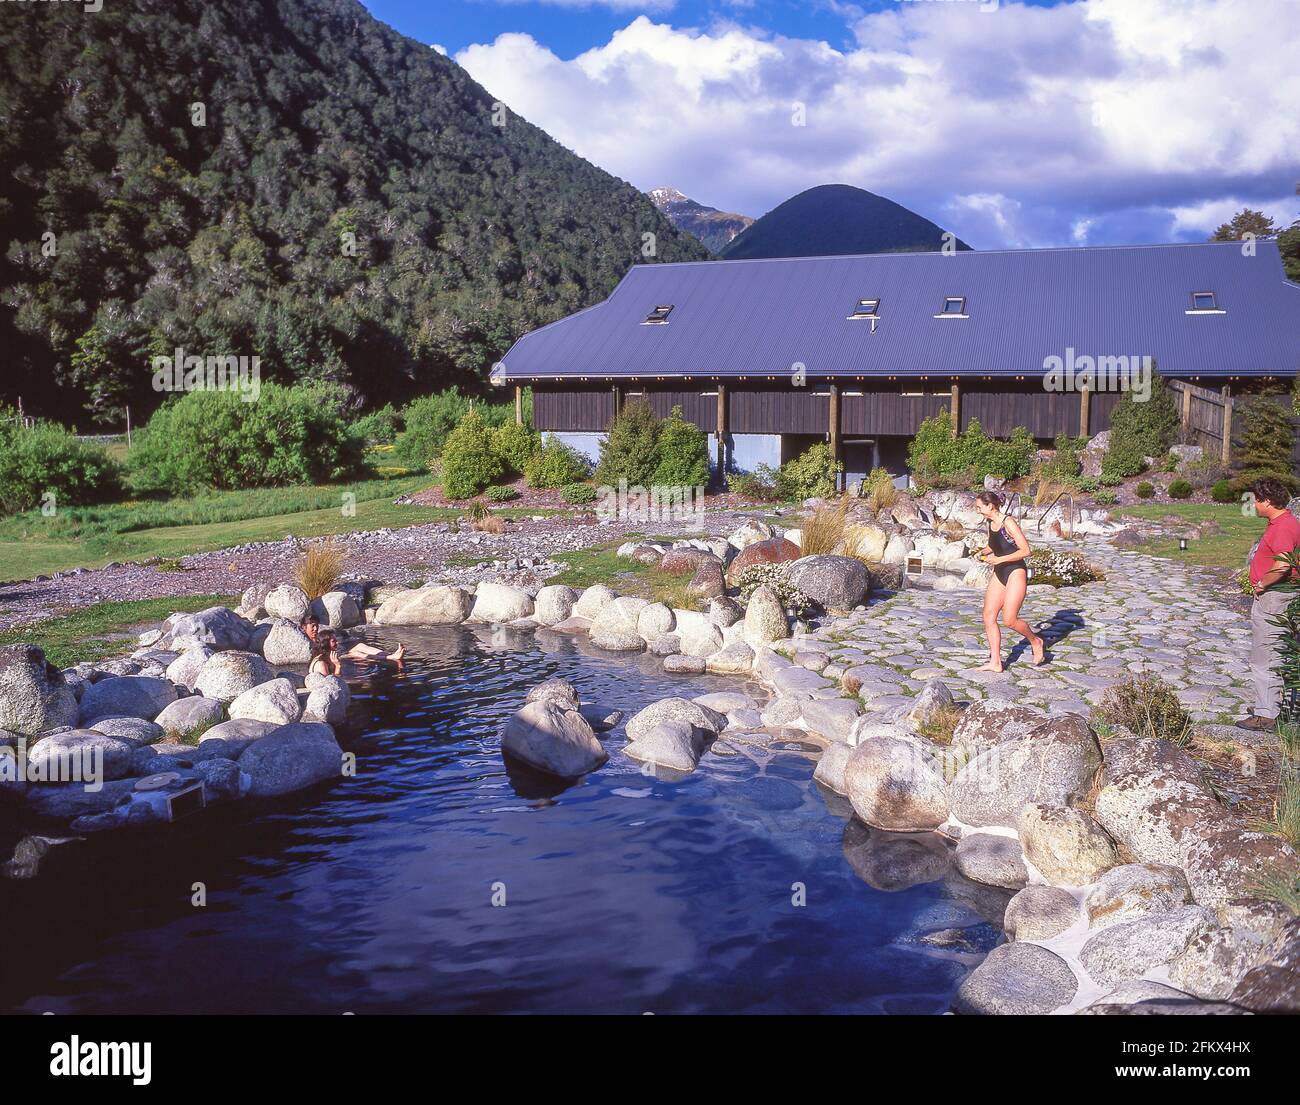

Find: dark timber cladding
531;380;1123;437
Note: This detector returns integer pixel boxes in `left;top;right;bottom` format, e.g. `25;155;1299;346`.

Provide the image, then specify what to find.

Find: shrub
1167;478;1193;499
1093;674;1193;746
800;498;849;555
129;382;366;495
441;409;503;500
651;405;709;488
1106;372;1180;460
1039;433;1086;486
1092;489;1118;505
1076;475;1100;494
1181;456;1225;491
1235;396;1299;494
595;399;660;488
862;466;898;511
526;437;590;489
561;482;596;504
353;403;402;446
727;464;779;501
909;412;1035;485
1027;549;1104;587
491;421;540;477
294;540;345;599
394;391;472;468
1134;481;1155;499
776;442;841;501
1100;438;1147;482
485;484;519;502
1211;478;1236;503
0;418;123;515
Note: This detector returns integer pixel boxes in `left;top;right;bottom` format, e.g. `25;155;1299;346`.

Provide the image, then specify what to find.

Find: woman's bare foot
974;661;1004;673
388;643;407;662
1030;637;1046;666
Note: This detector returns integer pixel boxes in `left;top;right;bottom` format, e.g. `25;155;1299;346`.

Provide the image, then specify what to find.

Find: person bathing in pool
973;490;1045;673
309;632;343;678
300;614;405;664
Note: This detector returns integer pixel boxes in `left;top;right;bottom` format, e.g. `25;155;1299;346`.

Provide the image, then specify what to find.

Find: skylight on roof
935;296;968;318
848;298;880;319
643;304;674;325
1188;291;1223;314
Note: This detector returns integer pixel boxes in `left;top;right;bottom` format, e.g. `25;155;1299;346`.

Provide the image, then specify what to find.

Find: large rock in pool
624;720;702;774
195;651;276;703
573;585;617;621
238;721;343;797
625;698;726;743
313;591;362;629
470;582;534;624
161;606;253;652
1083;862;1193;928
500;699;607;778
743;584;789;648
948;714;1102;829
79;675;178;725
1079;906;1217;988
166;646;213;691
375;585;474;626
228;677;302;726
534;586;578;627
951;699;1047;757
726;537;799;584
260;620;312;666
953;942;1078;1015
844;734;948;832
590;595;649;651
0;645;80;736
27;729;134;782
87;715;164;747
786;555;870;613
154;696;226;741
303;675;350;727
954;832;1028;890
199;718;280;758
1004;885;1080;941
1018;803;1118;885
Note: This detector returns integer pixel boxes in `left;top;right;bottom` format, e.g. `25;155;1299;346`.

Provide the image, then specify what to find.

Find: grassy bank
1114;503;1265;569
543;540;698;608
0;595;236;668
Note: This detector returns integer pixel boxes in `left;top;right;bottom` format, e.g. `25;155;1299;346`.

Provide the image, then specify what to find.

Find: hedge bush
1135;481;1155;499
485;484;519;502
0;417;123;515
561;482;597;504
441;409;503;500
353;403;402;446
395;391;512;469
525;437;590;489
130;382;366;495
1103;373;1179;471
651;406;709;488
1211;478;1236;503
1039;433;1087;486
1100;438;1148;482
776;442;841;501
909;412;1035;486
595;399;661;488
727;464;779;501
1167;478;1193;499
491;421;540;476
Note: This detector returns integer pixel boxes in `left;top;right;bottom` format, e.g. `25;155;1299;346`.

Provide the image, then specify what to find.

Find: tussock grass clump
1248;862;1300;915
862;467;898;512
1092;674;1193;746
1253;745;1300;848
294;540;346;599
917;703;963;746
799;497;849;556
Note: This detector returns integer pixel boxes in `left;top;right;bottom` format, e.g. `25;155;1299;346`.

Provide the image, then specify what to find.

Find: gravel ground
0;508;762;633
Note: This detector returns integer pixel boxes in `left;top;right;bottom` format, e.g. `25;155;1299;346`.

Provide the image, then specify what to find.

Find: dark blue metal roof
495;241;1300;381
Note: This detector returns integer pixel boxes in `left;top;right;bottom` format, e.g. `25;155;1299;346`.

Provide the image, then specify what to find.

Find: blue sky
361;1;1300;250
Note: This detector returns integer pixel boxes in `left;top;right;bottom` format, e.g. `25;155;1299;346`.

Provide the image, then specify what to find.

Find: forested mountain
648;187;753;254
720;184;971;260
0;0;707;424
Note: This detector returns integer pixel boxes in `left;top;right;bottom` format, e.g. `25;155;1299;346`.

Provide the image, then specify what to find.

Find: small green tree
1234;396;1299;493
595;399;660;487
1105;372;1179;463
441;409;503;500
776;442;841;500
491;421;540;476
525;437;589;489
651;405;709;487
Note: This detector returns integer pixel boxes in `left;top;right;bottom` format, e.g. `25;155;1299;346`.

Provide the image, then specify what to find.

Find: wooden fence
1168;379;1300;471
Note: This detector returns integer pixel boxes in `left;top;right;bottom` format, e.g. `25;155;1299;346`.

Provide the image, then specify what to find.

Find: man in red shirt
1238;477;1300;731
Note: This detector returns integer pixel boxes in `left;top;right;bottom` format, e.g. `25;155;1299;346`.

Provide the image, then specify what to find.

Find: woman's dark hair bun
975;490;1004;509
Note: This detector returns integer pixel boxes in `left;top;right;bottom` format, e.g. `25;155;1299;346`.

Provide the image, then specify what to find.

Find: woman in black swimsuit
974;490;1045;672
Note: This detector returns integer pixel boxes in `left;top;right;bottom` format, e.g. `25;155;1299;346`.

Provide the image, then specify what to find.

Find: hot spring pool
0;625;1009;1014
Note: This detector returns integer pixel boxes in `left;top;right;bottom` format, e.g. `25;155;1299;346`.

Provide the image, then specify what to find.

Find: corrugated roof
496;240;1300;381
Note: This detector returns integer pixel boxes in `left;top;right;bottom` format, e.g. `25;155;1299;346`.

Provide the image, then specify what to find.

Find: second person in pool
974;490;1046;673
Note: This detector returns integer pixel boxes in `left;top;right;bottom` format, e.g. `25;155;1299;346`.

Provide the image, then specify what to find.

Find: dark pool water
0;625;1008;1015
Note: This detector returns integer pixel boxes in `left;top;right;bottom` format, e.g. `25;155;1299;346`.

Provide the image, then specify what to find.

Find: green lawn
0;475;569;582
1115;502;1265;569
544;540;700;608
0;595;237;668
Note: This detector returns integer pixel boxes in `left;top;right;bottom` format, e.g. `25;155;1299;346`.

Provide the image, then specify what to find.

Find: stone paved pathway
809;539;1254;724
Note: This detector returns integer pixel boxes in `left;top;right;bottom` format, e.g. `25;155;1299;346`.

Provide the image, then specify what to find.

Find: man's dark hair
301;613;319;627
1252;477;1291;509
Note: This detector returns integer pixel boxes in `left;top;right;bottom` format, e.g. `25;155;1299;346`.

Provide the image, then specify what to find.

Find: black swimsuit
988;519;1027;585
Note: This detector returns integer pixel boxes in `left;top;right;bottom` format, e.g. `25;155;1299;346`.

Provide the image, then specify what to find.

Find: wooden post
612;384;622;418
828;383;841;491
715;382;727;482
514;385;523;426
1221;385;1233;467
1181;382;1193;432
950;381;960;433
1079;384;1090;438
